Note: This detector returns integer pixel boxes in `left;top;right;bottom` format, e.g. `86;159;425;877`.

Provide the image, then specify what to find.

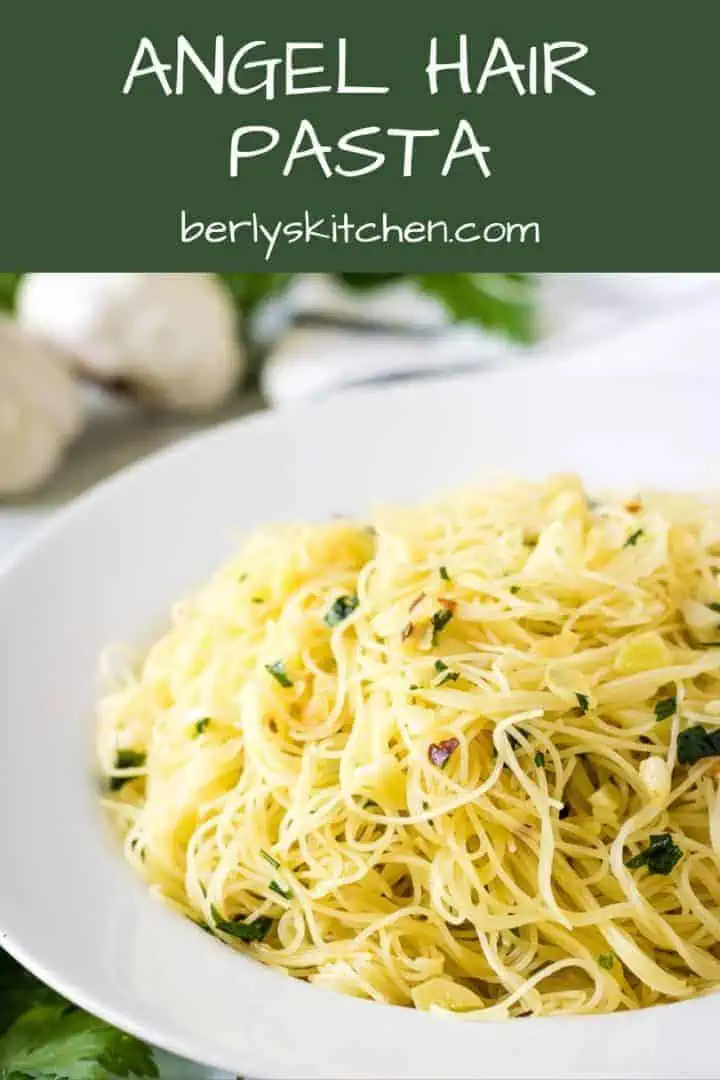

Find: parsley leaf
0;952;157;1080
265;661;293;688
597;953;614;971
534;751;546;768
324;595;359;627
432;658;459;685
109;750;146;791
431;607;454;645
677;724;720;765
576;693;589;714
623;528;645;548
654;697;676;723
625;833;682;875
707;602;720;614
0;1003;158;1080
269;880;293;900
210;906;273;942
193;717;210;737
439;565;451;582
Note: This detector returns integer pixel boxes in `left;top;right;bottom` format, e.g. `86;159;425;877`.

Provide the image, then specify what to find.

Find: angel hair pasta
98;475;720;1019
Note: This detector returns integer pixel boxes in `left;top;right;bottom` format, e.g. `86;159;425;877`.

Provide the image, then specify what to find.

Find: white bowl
2;366;720;1080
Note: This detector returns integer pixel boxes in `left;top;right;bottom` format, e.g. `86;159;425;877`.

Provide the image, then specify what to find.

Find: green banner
1;0;717;269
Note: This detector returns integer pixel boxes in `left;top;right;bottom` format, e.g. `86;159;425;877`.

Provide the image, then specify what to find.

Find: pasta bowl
1;363;720;1079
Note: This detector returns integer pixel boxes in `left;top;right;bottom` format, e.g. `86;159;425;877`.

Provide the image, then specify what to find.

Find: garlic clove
17;273;246;413
0;318;83;495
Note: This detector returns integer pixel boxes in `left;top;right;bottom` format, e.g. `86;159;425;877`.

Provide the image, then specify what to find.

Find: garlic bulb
17;274;245;412
0;318;83;495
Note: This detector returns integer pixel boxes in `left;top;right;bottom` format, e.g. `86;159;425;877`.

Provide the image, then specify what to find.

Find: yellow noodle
97;475;720;1017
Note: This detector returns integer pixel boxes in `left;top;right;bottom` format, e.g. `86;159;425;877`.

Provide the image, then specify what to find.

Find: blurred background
2;270;720;1079
3;272;720;562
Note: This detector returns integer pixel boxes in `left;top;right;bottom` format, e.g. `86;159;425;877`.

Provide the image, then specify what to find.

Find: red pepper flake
401;621;414;642
438;598;456;613
409;592;425;613
428;738;459;769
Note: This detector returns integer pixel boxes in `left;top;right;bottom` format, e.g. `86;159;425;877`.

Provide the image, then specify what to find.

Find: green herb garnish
576;693;589;714
109;749;146;791
598;953;614;970
211;906;273;942
677;724;720;765
324;594;359;627
238;573;248;583
438;672;459;686
260;849;280;870
252;596;265;604
0;950;158;1080
510;585;520;595
625;833;682;875
269;880;293;900
534;751;546;768
193;717;210;737
439;565;450;582
623;528;644;548
708;602;720;614
431;607;454;645
408;683;419;691
654;696;676;722
265;661;293;688
433;659;459;685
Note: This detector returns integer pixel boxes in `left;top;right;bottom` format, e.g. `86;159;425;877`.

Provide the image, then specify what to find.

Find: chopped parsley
109;749;146;791
428;738;459;769
623;528;645;548
408;683;419;691
193;717;210;737
260;849;280;870
708;602;720;614
654;696;676;723
438;671;459;686
534;751;546;768
210;906;273;942
439;565;451;582
265;661;293;688
677;724;720;765
269;880;293;900
431;606;454;645
510;585;520;595
433;660;458;685
625;833;682;875
238;572;248;583
324;594;359;627
576;693;589;714
252;596;265;604
597;953;615;971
